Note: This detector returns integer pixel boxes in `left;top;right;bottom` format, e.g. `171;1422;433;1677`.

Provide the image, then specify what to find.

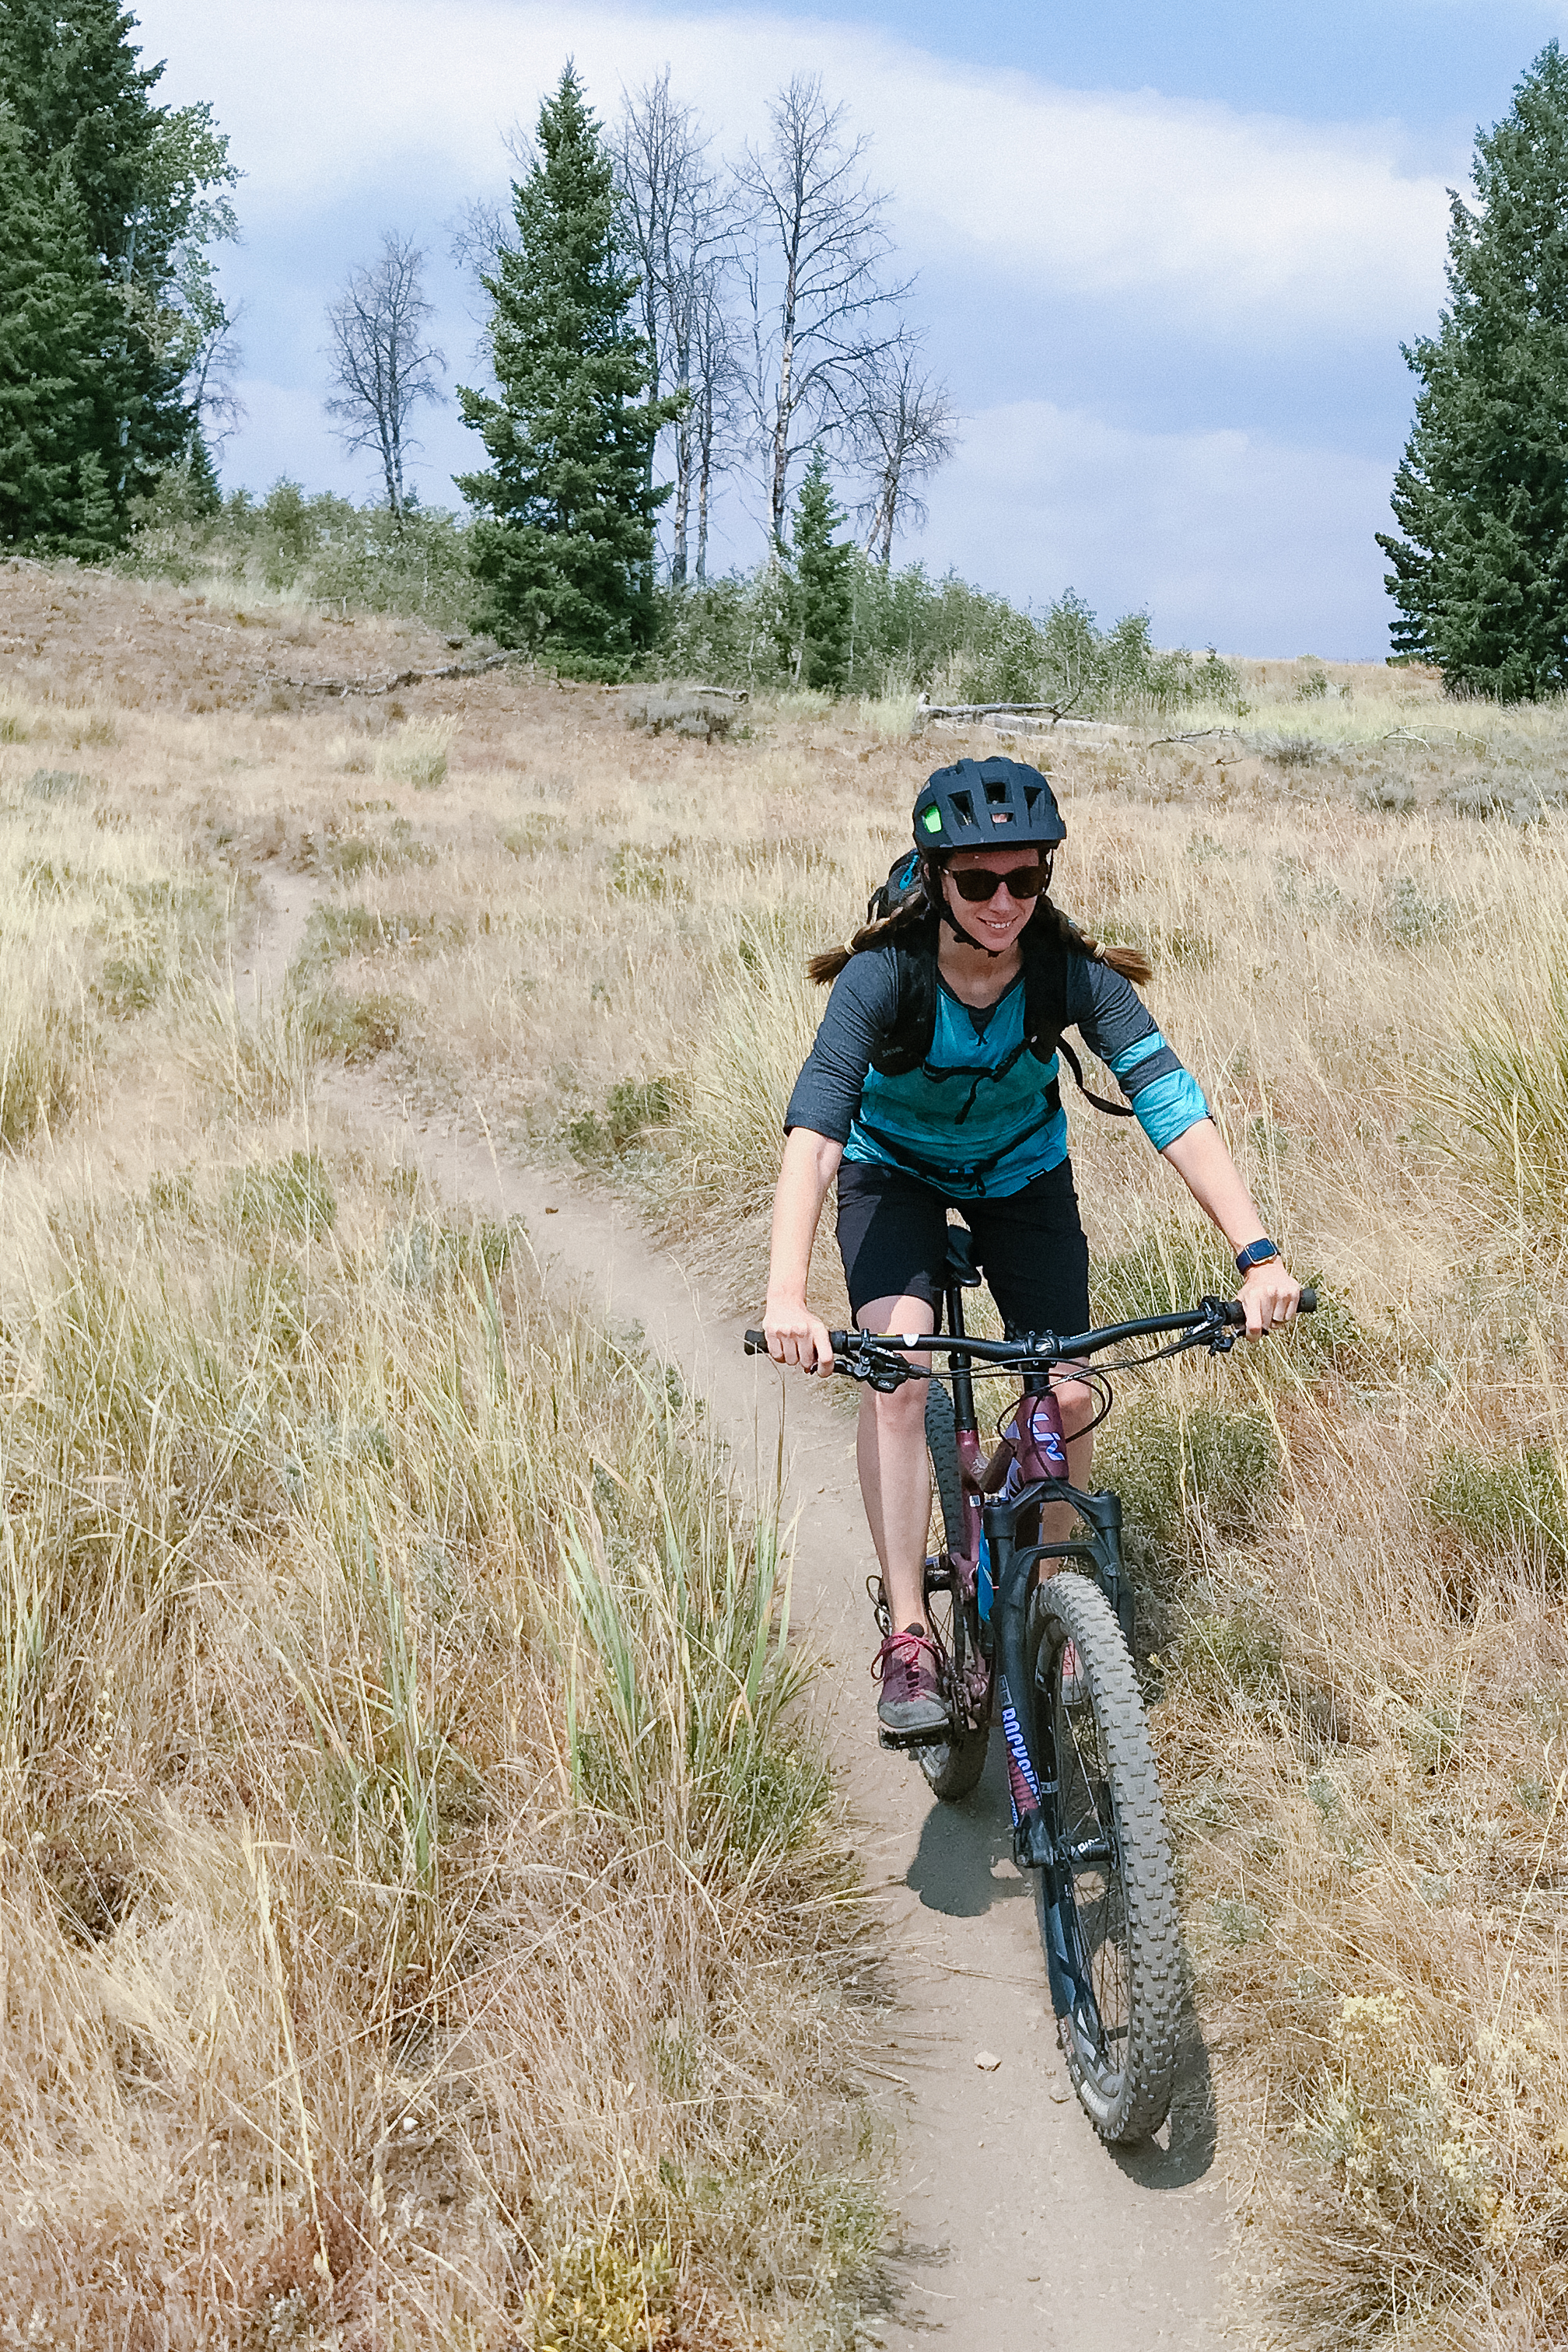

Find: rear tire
1027;1572;1180;2144
925;1379;966;1552
918;1381;989;1801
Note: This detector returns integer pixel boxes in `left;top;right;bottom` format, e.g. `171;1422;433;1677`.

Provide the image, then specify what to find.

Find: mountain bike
745;1226;1316;2145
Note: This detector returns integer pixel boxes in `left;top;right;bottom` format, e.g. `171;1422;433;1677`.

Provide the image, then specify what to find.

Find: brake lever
835;1339;912;1393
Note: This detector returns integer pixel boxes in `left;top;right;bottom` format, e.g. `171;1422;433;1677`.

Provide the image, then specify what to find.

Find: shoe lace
872;1629;943;1683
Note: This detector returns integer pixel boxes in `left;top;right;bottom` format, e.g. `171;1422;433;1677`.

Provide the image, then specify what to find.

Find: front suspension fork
986;1472;1132;1871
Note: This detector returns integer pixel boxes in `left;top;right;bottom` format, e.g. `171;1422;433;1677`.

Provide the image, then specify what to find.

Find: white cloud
226;379;348;496
140;0;1451;338
923;404;1395;656
137;1;1426;648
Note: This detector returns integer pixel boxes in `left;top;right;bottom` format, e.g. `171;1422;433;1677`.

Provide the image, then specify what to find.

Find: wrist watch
1235;1237;1279;1275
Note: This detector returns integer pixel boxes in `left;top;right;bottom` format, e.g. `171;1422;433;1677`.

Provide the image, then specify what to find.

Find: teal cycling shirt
784;940;1209;1200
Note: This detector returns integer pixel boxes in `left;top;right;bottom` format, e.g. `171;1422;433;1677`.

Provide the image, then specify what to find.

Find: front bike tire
919;1381;989;1802
1027;1571;1180;2144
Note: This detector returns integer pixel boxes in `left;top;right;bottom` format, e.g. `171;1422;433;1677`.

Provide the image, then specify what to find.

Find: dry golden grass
11;570;1568;2344
0;613;884;2347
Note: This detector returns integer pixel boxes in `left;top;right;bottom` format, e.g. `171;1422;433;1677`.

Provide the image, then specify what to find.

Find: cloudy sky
134;1;1568;656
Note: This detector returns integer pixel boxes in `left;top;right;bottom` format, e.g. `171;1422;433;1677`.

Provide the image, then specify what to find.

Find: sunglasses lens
950;863;1050;902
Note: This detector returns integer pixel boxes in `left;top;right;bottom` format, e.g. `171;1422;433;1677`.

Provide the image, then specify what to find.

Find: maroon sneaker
873;1628;948;1736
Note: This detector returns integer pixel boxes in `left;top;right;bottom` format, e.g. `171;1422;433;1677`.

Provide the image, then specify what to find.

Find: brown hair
808;865;1152;989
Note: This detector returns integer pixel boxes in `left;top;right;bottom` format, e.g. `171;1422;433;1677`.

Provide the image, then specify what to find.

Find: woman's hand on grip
1238;1259;1301;1339
765;1292;836;1377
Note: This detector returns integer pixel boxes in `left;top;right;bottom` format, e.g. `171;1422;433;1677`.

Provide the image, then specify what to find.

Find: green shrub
299;903;465;965
317;988;412;1064
1426;1441;1568;1570
1096;1396;1280;1559
650;560;1243;711
122;478;476;630
527;2228;671;2352
98;950;164;1016
1093;1221;1236;1326
1380;875;1458;947
569;1076;675;1164
1174;1600;1286;1708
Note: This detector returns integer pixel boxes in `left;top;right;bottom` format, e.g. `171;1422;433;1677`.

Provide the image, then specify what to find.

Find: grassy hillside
3;557;1568;2346
0;567;879;2345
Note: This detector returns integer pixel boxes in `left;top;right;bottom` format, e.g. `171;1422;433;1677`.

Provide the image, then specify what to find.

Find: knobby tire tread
919;1380;989;1801
925;1380;966;1554
1031;1573;1181;2144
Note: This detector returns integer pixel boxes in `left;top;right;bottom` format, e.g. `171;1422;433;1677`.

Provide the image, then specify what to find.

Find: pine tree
790;448;853;690
0;116;130;548
1379;42;1568;696
0;0;238;534
455;64;678;660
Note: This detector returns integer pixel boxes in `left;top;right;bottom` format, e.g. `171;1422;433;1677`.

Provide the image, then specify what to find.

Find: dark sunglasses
946;859;1054;904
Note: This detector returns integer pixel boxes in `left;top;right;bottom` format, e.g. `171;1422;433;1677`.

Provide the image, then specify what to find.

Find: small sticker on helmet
922;807;943;831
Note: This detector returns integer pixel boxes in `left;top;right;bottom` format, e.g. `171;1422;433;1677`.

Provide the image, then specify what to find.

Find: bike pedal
878;1722;949;1751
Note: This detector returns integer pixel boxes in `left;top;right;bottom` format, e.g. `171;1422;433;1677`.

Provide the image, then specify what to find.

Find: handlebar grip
1222;1288;1318;1328
744;1328;859;1360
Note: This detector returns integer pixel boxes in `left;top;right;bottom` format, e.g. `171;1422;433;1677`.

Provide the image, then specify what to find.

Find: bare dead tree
612;71;739;583
852;342;959;565
184;299;245;458
734;74;912;550
688;261;746;580
324;233;446;516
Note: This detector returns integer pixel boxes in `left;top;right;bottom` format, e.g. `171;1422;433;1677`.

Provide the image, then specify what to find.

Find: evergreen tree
0;115;130;548
790;447;852;690
0;0;239;532
455;63;678;659
1379;42;1568;696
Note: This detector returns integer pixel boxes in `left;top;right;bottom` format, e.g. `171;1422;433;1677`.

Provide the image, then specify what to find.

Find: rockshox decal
999;1681;1040;1824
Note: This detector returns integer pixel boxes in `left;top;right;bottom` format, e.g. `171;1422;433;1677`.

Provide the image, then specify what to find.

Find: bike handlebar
743;1288;1318;1363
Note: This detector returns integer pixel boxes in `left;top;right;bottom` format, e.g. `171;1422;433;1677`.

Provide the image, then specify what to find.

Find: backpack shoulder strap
1024;926;1134;1118
1058;1035;1134;1118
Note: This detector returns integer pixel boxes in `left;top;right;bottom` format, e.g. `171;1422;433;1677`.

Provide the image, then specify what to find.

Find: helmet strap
938;898;1004;957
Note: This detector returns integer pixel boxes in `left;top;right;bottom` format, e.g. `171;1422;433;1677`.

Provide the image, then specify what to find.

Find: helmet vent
983;777;1008;804
950;790;975;826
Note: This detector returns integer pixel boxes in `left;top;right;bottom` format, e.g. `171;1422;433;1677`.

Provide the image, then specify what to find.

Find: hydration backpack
864;852;1131;1117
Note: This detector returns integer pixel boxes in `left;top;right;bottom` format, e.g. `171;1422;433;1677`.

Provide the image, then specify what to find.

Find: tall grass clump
1452;961;1568;1220
680;919;826;1227
0;1163;877;2343
376;719;454;790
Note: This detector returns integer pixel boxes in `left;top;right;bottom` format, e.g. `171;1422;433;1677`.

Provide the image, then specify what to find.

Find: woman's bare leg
854;1291;936;1631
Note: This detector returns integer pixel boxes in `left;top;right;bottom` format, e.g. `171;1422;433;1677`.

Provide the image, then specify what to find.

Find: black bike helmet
912;755;1066;853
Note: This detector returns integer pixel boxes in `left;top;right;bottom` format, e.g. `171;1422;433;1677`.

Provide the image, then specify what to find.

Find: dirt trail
251;873;1234;2347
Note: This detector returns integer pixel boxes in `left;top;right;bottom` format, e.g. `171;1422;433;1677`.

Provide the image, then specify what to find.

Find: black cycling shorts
835;1157;1091;1335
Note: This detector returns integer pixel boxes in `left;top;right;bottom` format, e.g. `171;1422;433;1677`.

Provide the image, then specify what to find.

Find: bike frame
744;1275;1314;2082
933;1265;1132;1906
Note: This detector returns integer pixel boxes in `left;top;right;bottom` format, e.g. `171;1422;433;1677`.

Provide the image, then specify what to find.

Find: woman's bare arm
1160;1117;1301;1339
763;1127;843;1374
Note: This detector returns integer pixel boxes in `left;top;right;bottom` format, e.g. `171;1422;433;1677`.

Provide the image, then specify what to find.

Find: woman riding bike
762;754;1301;1738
